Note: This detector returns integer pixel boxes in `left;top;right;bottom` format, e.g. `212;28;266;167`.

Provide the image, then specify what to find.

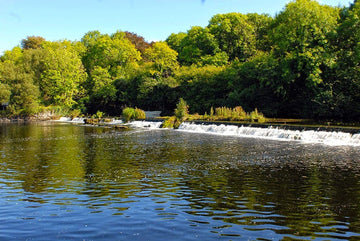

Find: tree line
1;0;360;121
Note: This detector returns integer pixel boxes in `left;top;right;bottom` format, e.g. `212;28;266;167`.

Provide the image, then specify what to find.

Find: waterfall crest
178;122;360;146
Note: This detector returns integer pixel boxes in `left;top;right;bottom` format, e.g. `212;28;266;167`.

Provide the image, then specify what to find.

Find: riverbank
0;116;57;123
3;115;360;136
52;116;360;136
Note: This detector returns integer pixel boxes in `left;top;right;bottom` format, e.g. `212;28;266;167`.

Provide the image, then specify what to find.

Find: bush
69;109;82;119
174;98;188;121
231;106;247;119
161;116;182;129
134;108;146;120
122;107;146;122
122;107;135;122
95;111;104;119
250;108;266;123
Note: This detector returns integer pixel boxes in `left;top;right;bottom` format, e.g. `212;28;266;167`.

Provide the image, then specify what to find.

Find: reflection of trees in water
0;124;85;193
177;141;360;238
1;124;360;238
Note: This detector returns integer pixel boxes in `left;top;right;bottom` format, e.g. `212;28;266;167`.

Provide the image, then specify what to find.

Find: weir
56;117;360;146
178;122;360;146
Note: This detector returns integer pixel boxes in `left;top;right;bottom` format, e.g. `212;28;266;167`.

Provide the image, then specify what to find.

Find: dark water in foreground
1;122;360;240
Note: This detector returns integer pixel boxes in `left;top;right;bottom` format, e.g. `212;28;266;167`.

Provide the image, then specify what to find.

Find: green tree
331;0;360;119
90;66;117;111
175;65;228;113
180;26;227;66
40;40;87;108
167;27;228;66
227;52;281;116
246;13;273;51
144;41;179;77
267;0;339;117
0;82;11;104
0;47;40;115
81;31;141;79
166;32;187;55
208;12;256;61
174;98;188;121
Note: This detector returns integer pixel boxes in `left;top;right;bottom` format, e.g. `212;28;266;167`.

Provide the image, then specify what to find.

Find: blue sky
0;0;352;54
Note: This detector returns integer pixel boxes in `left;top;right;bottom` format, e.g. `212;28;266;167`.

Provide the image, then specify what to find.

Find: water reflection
0;122;360;240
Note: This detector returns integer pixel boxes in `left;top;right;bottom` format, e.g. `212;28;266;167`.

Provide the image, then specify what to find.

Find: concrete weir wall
145;111;161;119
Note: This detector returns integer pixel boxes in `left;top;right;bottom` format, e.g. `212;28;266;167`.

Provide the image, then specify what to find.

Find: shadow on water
0;122;360;240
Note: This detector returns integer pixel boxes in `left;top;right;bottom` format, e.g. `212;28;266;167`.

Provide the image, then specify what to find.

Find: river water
1;122;360;240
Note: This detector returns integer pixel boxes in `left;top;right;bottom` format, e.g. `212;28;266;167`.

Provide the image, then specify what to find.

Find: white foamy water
57;117;85;123
106;119;123;125
178;122;360;146
56;117;123;125
127;120;163;129
58;117;72;122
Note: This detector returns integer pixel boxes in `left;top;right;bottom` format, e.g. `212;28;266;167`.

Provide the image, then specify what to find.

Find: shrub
161;116;176;128
134;108;146;120
210;106;265;122
161;116;182;129
215;107;232;119
69;109;81;119
122;107;146;122
122;107;135;122
95;111;104;119
250;108;266;123
231;106;247;119
174;98;188;121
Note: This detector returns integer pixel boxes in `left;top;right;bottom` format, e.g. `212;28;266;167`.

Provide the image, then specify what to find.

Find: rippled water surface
1;122;360;240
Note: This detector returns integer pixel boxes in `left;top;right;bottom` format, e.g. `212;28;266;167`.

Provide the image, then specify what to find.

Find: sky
0;0;353;55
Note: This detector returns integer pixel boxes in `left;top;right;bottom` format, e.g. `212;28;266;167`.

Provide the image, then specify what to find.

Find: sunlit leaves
208;13;256;61
91;66;116;104
144;41;179;77
40;40;87;108
0;82;11;104
21;36;45;50
81;30;141;79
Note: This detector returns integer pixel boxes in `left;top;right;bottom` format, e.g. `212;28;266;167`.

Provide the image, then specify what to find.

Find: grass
187;106;267;123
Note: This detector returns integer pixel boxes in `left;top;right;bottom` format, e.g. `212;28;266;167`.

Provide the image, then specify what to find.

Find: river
1;121;360;240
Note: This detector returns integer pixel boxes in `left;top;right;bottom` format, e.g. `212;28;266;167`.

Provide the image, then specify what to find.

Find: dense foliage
1;0;359;121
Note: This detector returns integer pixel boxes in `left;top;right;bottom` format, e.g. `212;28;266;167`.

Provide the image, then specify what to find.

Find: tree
331;0;360;119
246;13;273;51
267;0;339;117
0;82;11;104
166;32;187;54
174;98;188;121
167;27;228;66
208;13;256;61
144;41;179;77
125;31;152;56
89;66;117;111
175;65;228;113
227;52;281;116
40;40;87;108
81;31;141;79
0;54;40;114
21;36;45;50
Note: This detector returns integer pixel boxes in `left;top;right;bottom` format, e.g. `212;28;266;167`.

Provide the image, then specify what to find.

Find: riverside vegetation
1;0;360;122
162;98;266;129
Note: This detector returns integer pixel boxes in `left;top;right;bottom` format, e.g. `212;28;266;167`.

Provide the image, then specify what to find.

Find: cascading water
58;117;72;122
71;117;86;123
178;122;360;146
126;120;163;129
56;117;85;123
55;117;360;146
56;117;122;125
